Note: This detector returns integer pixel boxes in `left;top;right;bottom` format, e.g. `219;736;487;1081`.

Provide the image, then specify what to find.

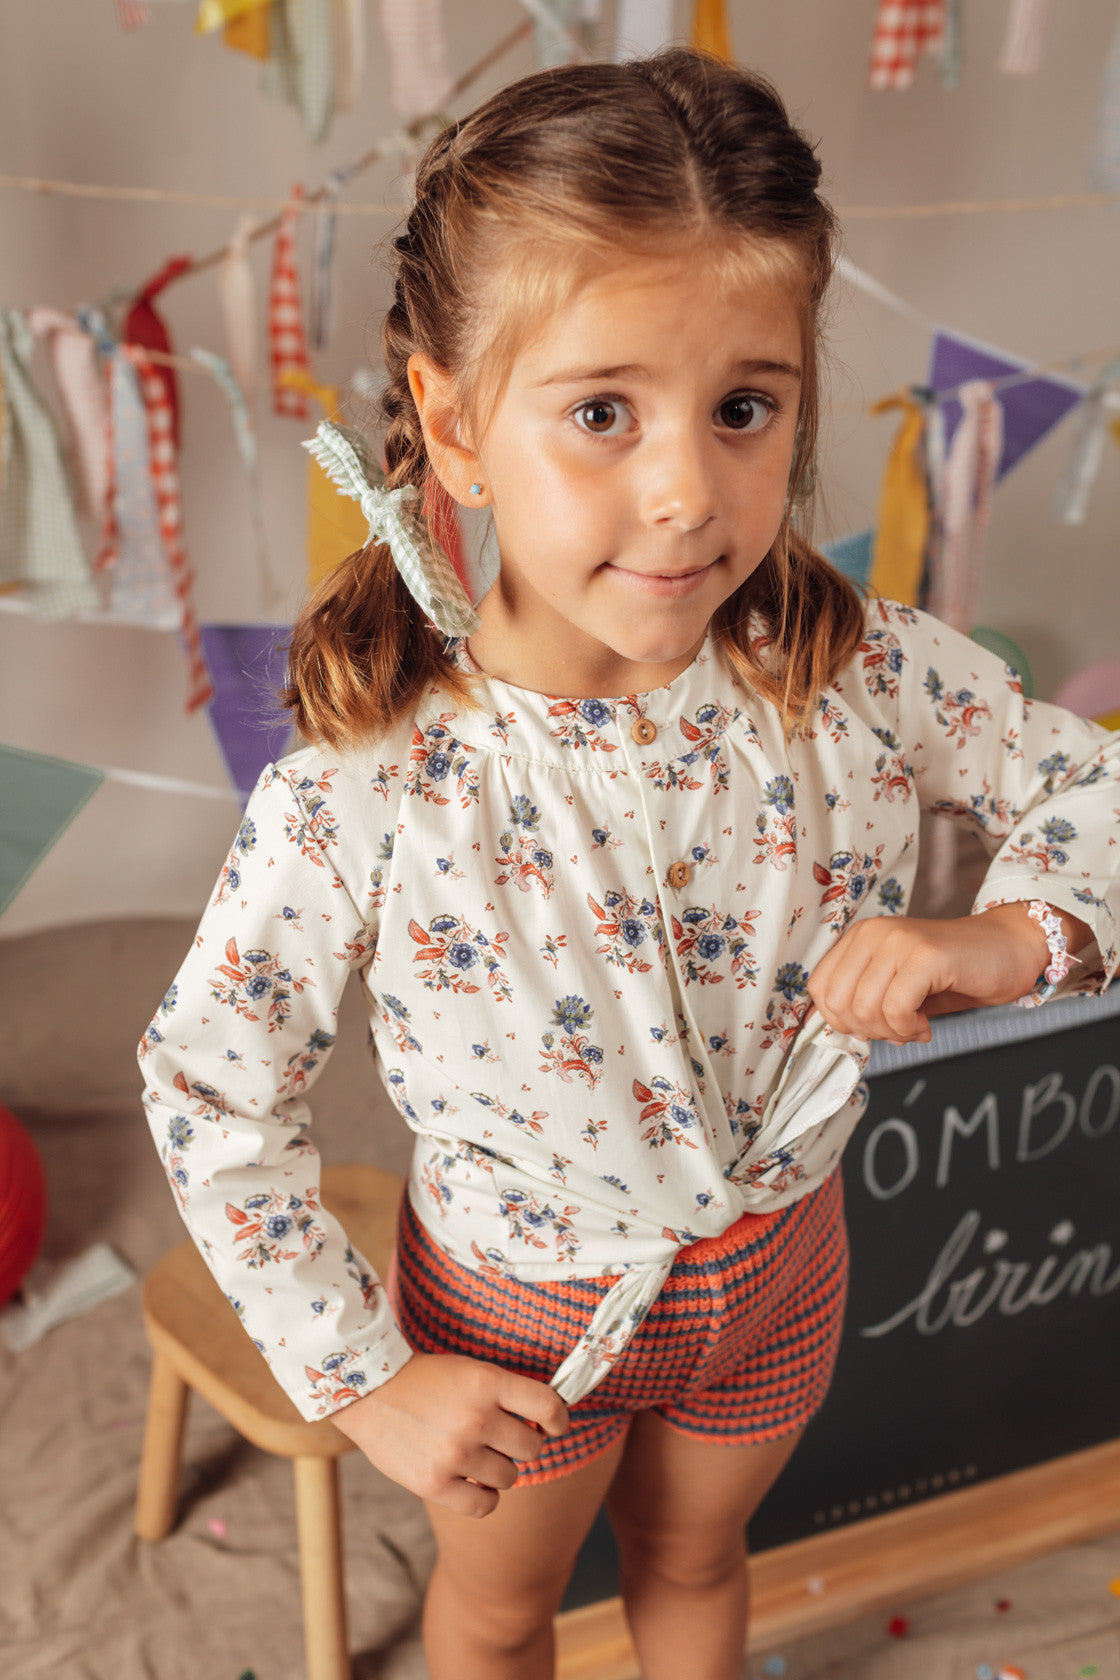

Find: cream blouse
139;598;1119;1421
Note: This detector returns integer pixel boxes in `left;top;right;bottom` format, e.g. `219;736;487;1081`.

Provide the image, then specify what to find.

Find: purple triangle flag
927;329;1083;482
200;625;294;799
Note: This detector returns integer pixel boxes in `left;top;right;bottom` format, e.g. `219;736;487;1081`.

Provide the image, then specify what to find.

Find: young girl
140;48;1118;1680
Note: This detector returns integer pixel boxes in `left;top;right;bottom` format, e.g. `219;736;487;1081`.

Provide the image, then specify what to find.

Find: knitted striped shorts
387;1169;848;1485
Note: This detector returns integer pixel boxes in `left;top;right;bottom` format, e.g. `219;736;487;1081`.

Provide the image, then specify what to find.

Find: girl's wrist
974;900;1089;1008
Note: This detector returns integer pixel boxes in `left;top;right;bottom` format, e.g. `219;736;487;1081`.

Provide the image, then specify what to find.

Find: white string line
3;174;1117;220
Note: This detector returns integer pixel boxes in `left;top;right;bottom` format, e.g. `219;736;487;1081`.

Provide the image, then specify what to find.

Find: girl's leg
422;1427;629;1680
605;1409;804;1680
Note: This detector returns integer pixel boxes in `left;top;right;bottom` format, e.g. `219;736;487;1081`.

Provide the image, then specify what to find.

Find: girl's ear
406;353;490;506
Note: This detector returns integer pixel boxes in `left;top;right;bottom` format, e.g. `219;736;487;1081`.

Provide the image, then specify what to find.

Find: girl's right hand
328;1352;570;1517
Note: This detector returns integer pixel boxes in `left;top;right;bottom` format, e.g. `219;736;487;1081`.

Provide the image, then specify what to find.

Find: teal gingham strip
0;309;98;620
303;419;480;637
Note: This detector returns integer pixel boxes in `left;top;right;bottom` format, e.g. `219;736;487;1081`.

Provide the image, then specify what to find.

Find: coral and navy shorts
387;1170;848;1485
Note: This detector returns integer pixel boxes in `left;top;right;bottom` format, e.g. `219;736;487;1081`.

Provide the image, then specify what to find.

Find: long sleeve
138;759;414;1421
864;599;1120;989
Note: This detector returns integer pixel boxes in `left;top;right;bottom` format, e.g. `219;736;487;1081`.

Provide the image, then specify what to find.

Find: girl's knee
611;1516;747;1594
428;1553;567;1651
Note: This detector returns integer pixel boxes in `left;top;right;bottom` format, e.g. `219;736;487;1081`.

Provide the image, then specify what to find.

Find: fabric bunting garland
925;378;1002;634
378;0;454;124
198;623;293;798
998;0;1052;76
122;343;213;710
269;186;312;419
1052;354;1120;526
0;743;105;920
26;307;109;522
868;0;951;90
191;346;280;610
1089;2;1120;190
613;0;674;59
82;305;176;624
868;392;932;609
334;0;366;110
122;255;193;450
522;0;584;70
690;0;734;63
218;213;259;404
0;309;98;620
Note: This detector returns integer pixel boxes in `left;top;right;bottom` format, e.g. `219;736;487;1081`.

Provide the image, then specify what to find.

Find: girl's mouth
606;559;720;598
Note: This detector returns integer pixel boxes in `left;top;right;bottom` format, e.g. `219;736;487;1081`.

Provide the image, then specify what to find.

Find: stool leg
293;1455;350;1680
135;1350;190;1540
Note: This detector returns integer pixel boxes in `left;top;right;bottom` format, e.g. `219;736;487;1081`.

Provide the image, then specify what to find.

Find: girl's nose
640;436;717;532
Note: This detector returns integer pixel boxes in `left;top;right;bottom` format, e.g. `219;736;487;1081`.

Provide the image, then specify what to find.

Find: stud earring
469;482;483;496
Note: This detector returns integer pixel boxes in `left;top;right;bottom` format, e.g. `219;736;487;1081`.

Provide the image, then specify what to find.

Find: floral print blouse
139;598;1119;1420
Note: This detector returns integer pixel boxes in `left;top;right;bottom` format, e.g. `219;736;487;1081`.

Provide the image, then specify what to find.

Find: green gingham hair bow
301;419;480;637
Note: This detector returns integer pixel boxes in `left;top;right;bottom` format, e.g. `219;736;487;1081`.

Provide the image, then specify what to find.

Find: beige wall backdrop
1;0;1117;936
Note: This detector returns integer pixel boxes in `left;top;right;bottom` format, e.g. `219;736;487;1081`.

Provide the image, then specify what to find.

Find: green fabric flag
0;743;105;918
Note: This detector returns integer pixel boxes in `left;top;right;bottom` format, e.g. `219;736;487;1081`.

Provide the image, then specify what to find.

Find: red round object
887;1616;911;1638
0;1103;47;1305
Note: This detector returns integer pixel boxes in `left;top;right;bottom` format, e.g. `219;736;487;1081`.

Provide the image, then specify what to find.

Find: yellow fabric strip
869;394;930;607
280;371;371;589
196;0;271;33
223;5;271;58
690;0;734;61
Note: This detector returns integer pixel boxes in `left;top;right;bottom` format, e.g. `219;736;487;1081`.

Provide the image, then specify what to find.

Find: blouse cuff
292;1319;415;1424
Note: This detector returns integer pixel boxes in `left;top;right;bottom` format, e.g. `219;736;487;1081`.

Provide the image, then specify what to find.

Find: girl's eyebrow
532;357;802;388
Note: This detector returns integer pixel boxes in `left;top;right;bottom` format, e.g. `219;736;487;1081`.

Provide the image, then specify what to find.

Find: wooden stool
135;1163;405;1680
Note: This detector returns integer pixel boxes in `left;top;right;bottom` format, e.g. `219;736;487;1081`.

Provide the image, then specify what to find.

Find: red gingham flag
868;0;945;89
115;0;152;27
123;343;214;712
270;185;312;419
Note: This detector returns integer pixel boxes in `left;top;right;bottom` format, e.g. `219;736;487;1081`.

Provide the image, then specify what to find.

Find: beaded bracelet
1015;899;1083;1009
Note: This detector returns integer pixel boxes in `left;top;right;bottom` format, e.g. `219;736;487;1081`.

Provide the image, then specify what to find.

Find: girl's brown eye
720;395;772;432
574;399;627;435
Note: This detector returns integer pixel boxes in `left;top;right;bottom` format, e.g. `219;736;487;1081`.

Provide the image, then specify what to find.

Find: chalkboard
562;988;1120;1612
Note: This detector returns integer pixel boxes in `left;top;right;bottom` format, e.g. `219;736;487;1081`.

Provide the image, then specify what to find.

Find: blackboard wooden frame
554;1436;1120;1679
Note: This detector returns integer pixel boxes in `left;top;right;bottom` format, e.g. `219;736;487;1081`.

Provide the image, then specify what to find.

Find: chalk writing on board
855;1057;1120;1339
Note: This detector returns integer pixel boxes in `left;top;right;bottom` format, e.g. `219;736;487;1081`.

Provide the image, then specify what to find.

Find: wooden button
667;860;692;889
631;716;657;746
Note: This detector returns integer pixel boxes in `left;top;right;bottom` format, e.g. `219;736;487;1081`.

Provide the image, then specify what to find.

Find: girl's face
468;253;804;697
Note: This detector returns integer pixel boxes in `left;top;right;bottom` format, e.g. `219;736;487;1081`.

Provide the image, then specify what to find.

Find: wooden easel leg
293;1455;350;1680
135;1350;190;1541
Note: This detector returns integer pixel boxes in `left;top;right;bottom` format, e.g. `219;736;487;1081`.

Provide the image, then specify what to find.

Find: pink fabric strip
377;0;454;123
26;307;109;522
270;186;311;420
998;0;1052;76
927;380;1003;634
122;343;214;711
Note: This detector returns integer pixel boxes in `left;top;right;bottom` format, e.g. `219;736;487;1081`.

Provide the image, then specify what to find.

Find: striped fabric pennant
123;343;214;710
0;309;97;620
115;0;153;26
868;0;946;90
998;0;1052;76
94;332;181;624
270;185;312;419
925;379;1002;634
310;165;360;352
122;255;193;451
378;0;454;123
218;214;259;404
26;307;109;523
